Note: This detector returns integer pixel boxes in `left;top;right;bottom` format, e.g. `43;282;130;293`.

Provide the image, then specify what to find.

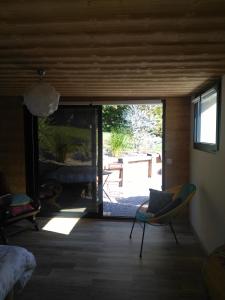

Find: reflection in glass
38;106;98;216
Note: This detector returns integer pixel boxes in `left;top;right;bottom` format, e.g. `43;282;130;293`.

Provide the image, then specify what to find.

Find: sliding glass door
37;105;102;216
24;102;164;219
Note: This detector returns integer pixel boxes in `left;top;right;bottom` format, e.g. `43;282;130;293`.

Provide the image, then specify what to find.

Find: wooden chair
0;194;40;244
0;172;40;244
129;183;196;258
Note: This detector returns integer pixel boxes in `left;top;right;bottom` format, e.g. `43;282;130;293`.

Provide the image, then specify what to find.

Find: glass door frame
24;100;165;219
24;104;103;218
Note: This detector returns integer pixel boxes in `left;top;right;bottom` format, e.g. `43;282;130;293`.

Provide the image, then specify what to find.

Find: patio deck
103;158;162;217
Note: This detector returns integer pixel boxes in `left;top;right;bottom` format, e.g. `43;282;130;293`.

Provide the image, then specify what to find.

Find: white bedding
0;245;36;300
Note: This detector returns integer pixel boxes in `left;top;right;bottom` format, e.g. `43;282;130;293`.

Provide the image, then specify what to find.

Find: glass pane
200;89;217;144
38;106;98;216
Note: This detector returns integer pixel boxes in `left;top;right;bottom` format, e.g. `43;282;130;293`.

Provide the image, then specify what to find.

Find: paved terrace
103;156;162;217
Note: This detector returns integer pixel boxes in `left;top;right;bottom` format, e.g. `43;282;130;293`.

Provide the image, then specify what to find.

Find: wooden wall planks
165;97;191;188
0;97;26;193
0;1;224;97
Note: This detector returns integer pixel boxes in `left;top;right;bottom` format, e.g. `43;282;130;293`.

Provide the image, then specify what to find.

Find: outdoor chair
129;183;196;258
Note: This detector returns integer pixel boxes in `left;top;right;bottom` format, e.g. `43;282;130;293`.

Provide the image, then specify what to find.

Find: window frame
193;82;221;153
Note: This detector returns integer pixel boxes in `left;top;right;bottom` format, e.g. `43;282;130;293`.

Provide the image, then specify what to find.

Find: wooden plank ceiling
0;0;225;98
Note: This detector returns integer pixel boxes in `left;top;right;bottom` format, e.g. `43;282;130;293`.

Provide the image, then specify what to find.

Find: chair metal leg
27;216;39;231
129;218;136;239
169;222;178;244
103;189;112;202
140;222;146;258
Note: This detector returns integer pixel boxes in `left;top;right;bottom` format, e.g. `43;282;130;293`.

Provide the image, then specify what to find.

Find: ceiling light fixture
24;69;60;117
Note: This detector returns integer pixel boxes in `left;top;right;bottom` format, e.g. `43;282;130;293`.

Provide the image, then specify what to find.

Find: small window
193;83;220;153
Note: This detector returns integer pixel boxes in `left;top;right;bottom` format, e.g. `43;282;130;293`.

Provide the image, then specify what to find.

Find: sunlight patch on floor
60;207;87;213
42;217;80;235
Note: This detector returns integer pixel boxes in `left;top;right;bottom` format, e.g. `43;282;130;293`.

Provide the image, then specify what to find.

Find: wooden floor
8;217;208;300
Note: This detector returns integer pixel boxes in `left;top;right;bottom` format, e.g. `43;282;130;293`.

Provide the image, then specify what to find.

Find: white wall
190;75;225;254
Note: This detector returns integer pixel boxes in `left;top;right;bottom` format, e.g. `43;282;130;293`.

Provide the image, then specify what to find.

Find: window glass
199;88;217;144
193;84;220;152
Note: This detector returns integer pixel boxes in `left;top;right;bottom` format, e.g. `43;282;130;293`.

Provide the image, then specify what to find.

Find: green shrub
109;130;131;157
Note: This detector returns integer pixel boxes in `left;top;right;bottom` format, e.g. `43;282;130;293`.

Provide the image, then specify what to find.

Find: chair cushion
147;189;174;214
10;204;34;217
10;194;32;207
154;197;182;217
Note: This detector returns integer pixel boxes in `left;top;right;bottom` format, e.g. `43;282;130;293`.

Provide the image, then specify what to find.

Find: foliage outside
109;129;132;157
39;104;162;163
38;118;90;163
102;105;130;132
103;104;162;155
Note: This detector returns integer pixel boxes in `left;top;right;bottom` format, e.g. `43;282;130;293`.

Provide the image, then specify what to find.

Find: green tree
144;105;163;138
102;105;130;132
125;104;162;152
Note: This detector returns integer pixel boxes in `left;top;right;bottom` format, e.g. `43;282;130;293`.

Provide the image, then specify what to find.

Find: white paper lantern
24;81;60;117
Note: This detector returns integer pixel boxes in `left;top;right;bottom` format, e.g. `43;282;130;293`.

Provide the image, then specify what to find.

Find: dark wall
0;97;26;193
